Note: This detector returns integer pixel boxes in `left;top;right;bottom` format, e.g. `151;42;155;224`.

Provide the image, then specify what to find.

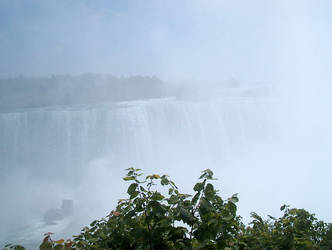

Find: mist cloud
1;0;332;247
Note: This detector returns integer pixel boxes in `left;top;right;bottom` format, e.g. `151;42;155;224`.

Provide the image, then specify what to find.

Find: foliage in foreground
3;168;332;249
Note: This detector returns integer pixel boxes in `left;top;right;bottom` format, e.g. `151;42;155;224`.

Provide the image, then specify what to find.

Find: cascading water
0;95;274;179
0;89;277;246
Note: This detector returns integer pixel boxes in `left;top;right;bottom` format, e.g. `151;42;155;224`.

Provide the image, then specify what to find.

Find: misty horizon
1;0;332;248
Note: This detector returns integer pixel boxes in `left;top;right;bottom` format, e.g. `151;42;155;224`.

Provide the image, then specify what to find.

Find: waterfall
0;94;276;246
0;96;274;181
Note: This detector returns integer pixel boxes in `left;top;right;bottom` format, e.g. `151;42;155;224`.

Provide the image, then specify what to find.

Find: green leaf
151;192;165;201
208;218;218;225
130;191;139;199
199;198;213;214
161;175;170;185
13;246;26;250
39;241;53;250
127;183;138;196
200;169;215;180
168;194;178;204
191;192;201;205
180;208;195;224
170;181;178;189
194;182;204;192
268;215;276;220
204;183;215;198
54;239;65;244
125;210;136;218
90;220;98;227
148;200;165;213
54;245;65;250
183;200;191;207
223;215;233;221
123;176;135;181
199;173;206;179
227;201;237;215
228;194;239;203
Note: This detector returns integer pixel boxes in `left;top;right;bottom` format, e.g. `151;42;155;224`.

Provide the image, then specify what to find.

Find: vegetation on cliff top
0;75;165;112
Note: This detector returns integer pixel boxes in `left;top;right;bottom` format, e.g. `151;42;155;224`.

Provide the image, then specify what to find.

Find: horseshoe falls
1;88;331;246
0;96;274;179
0;91;277;242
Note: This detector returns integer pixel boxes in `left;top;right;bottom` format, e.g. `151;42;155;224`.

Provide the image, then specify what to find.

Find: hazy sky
2;2;332;243
1;0;332;83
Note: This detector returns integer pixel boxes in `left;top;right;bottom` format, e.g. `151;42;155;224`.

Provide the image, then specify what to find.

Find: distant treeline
0;74;166;112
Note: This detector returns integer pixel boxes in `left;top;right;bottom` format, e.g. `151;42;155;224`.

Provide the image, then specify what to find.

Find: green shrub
3;168;332;250
72;168;240;249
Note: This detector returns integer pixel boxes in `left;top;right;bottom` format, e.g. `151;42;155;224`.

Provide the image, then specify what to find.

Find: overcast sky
1;0;332;83
2;2;332;239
